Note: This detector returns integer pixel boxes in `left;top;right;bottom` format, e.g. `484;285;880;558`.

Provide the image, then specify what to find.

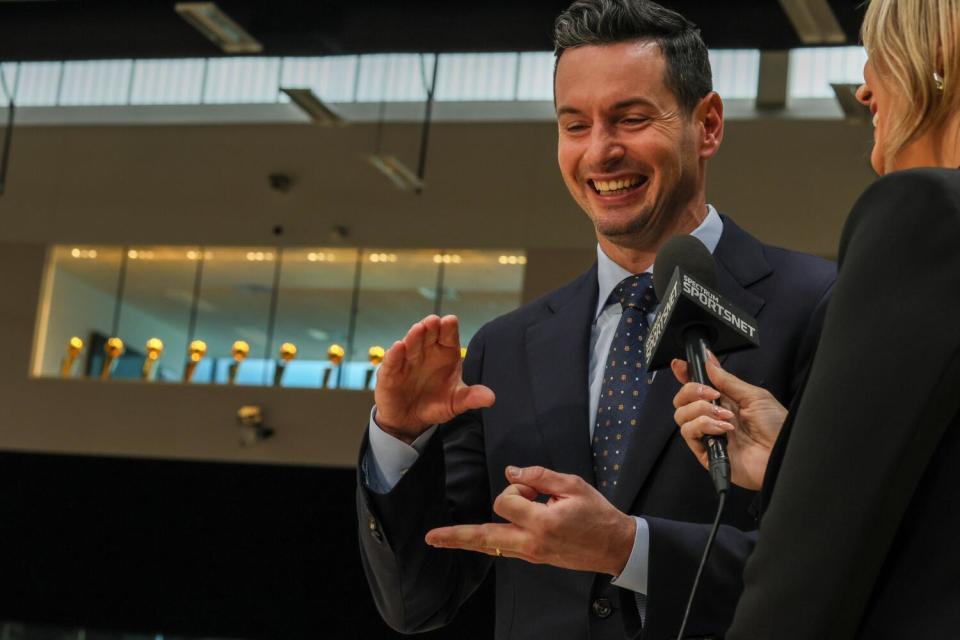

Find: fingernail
714;406;734;419
506;466;521;479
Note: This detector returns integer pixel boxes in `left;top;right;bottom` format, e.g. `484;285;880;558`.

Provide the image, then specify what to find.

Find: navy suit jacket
357;216;835;640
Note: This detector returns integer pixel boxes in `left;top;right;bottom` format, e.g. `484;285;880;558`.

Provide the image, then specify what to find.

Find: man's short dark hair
553;0;713;113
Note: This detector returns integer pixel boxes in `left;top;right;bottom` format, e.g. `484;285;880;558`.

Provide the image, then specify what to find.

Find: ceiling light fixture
174;2;263;54
778;0;846;45
280;88;345;126
367;154;424;192
366;54;437;194
830;83;871;123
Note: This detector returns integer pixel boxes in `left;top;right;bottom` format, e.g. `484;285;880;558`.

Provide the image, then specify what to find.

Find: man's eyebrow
611;97;657;111
556;105;582;117
556;98;658;117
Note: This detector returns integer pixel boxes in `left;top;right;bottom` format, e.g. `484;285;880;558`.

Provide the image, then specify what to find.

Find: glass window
33;246;124;378
516;52;554;101
0;63;18;101
708;49;761;100
271;248;359;389
32;244;527;389
190;247;278;385
10;62;61;106
130;59;206;105
346;249;440;389
789;46;867;99
59;60;133;106
279;56;358;103
355;54;434;102
203;58;282;104
112;246;202;382
435;53;519;101
438;250;525;345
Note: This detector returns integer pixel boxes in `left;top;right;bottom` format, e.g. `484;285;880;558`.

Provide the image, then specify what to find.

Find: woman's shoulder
841;168;960;258
864;167;960;197
853;168;960;217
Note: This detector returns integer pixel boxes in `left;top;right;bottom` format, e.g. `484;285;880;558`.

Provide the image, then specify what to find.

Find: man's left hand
424;465;636;576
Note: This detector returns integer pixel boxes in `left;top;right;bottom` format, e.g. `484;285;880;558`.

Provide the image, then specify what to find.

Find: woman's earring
933;71;945;92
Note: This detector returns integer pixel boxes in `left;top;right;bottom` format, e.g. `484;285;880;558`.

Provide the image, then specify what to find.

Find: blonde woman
672;0;960;637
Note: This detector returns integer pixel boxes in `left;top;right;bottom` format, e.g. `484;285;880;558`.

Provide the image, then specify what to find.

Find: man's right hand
374;314;496;444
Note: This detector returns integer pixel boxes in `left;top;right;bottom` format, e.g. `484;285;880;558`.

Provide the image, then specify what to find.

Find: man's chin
593;217;652;241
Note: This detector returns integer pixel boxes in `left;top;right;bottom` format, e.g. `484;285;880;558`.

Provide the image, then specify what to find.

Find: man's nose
585;124;625;169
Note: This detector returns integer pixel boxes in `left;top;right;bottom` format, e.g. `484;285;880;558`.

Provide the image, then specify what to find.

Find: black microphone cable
676;327;730;639
675;489;726;640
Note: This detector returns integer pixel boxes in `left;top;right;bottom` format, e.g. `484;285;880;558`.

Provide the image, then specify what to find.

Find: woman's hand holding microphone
670;353;787;491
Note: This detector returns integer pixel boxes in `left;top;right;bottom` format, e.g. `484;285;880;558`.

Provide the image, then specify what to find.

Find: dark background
0;0;865;62
0;452;494;638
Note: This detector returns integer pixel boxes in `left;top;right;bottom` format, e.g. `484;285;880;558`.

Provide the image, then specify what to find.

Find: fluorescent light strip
280;88;345;125
174;2;263;54
778;0;846;45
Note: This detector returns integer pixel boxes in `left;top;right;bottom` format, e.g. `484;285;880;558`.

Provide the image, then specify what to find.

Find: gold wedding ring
495;547;503;558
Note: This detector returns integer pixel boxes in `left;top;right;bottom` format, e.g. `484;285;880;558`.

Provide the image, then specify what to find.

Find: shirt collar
594;205;724;320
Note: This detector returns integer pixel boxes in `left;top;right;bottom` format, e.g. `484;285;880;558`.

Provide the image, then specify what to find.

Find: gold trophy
183;339;207;383
141;338;164;381
228;340;250;385
100;337;124;380
60;336;84;378
365;345;385;390
274;342;297;386
322;343;345;389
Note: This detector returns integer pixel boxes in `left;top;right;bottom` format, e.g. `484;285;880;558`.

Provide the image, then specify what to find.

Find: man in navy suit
357;1;835;638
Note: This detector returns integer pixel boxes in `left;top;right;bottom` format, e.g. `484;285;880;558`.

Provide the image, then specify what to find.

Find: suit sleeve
727;170;960;639
356;329;494;633
635;518;757;639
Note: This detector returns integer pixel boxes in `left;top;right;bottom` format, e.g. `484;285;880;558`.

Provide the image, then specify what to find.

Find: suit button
591;598;612;619
368;517;383;543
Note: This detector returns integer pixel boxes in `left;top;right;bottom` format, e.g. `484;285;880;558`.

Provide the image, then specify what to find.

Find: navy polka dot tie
592;273;658;498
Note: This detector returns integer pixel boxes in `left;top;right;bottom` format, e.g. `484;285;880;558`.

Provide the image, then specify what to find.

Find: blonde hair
861;0;960;170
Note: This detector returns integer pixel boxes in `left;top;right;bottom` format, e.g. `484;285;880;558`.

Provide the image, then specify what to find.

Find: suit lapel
610;215;773;510
525;265;598;482
712;216;768;326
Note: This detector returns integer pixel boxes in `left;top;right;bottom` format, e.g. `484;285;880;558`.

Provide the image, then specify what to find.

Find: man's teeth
593;176;644;194
873;113;879;127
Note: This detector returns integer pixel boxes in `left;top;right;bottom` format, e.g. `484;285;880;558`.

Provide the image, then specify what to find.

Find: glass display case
32;244;526;390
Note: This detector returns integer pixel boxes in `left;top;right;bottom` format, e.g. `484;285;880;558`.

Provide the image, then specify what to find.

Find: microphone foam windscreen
653;235;718;300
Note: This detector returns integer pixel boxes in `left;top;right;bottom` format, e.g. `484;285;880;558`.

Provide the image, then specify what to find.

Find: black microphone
645;235;760;495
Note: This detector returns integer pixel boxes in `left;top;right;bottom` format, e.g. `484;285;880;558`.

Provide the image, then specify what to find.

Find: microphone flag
645;267;760;372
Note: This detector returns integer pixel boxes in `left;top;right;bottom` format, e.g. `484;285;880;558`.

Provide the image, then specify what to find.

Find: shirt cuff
363;406;438;493
610;516;649;594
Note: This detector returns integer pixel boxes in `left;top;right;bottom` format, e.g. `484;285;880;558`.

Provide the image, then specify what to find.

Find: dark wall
0;452;493;639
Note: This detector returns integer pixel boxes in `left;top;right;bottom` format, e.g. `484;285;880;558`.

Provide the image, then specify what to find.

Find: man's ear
696;92;724;159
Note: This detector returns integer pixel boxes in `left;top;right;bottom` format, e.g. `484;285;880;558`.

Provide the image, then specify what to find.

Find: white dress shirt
364;206;725;595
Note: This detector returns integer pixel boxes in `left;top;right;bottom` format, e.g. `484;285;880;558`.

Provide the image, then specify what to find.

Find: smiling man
356;1;835;639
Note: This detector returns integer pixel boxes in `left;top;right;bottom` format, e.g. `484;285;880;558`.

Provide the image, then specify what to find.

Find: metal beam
756;50;790;111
